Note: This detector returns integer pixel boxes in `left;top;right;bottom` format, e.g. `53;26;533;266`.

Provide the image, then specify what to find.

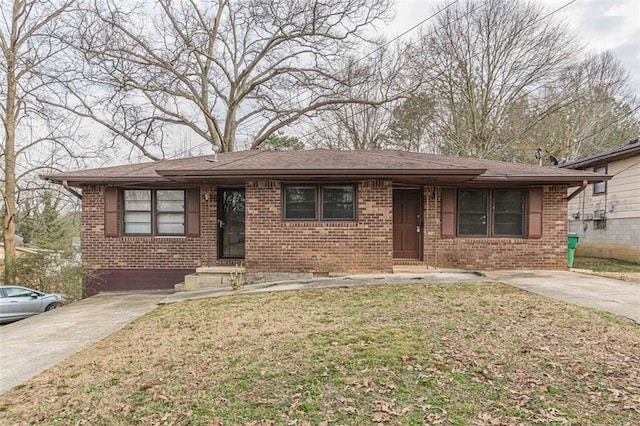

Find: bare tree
384;92;438;153
307;42;410;150
530;52;640;161
0;0;85;283
411;0;579;159
62;0;394;158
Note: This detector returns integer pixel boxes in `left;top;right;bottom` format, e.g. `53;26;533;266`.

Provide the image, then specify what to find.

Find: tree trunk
3;56;17;284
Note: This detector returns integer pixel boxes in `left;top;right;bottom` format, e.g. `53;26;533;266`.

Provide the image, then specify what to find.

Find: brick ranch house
43;149;606;294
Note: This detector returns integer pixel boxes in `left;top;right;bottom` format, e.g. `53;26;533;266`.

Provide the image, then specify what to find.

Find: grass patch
574;257;640;273
1;283;639;425
574;257;640;283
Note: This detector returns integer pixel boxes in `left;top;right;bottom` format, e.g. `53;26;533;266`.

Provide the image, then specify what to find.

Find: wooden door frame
392;188;423;260
217;187;246;260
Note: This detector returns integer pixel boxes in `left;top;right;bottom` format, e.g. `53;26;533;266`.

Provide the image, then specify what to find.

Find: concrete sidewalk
484;270;640;324
0;292;164;395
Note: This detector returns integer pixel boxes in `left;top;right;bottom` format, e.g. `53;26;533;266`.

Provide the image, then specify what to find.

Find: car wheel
45;303;59;312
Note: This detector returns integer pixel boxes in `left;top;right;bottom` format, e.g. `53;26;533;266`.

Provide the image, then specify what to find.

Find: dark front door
219;189;245;259
393;189;421;259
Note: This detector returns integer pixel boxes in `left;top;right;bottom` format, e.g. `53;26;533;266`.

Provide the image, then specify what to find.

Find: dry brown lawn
1;283;639;425
574;257;640;284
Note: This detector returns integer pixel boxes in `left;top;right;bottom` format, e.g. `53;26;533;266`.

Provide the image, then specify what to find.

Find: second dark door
393;189;421;259
219;189;245;259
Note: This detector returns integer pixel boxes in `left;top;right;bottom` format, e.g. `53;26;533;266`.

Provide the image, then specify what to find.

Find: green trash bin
567;233;580;267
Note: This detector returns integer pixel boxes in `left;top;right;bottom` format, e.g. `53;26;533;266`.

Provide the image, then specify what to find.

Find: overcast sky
391;0;640;94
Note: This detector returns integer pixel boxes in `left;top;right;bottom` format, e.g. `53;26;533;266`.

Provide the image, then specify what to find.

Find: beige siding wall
568;156;640;220
567;156;640;262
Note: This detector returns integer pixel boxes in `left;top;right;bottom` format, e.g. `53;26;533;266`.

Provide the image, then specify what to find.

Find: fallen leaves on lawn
1;283;640;425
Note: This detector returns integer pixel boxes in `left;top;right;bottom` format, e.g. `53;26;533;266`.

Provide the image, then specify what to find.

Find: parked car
0;286;67;324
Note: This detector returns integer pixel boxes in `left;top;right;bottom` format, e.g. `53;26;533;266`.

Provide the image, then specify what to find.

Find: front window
593;165;607;195
492;190;525;237
322;185;355;220
156;190;186;235
458;189;524;237
457;190;488;236
124;190;152;235
284;184;356;221
284;186;317;220
124;189;185;236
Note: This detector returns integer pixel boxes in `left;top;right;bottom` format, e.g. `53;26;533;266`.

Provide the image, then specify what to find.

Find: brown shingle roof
42;149;607;187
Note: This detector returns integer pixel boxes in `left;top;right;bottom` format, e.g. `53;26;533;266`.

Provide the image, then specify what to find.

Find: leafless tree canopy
401;0;639;162
307;42;411;150
531;52;640;161
1;0;88;283
63;0;394;158
411;0;579;159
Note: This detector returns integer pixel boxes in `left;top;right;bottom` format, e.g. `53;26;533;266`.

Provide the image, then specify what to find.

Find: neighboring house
0;244;40;261
0;242;41;280
560;140;640;263
0;243;64;273
42;149;605;294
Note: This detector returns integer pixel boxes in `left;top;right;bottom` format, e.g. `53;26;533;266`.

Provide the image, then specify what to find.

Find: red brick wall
80;182;568;291
423;185;568;269
244;179;394;273
81;185;218;270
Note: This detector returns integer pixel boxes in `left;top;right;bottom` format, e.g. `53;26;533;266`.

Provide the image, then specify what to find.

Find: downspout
567;180;588;202
63;180;82;200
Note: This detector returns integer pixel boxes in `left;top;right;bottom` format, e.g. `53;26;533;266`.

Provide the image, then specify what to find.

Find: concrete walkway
0;292;164;395
159;271;491;304
484;270;640;324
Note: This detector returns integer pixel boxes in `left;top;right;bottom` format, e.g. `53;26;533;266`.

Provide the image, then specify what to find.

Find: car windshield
3;287;40;297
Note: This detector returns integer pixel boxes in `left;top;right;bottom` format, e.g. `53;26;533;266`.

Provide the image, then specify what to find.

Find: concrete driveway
0;292;164;395
485;270;640;324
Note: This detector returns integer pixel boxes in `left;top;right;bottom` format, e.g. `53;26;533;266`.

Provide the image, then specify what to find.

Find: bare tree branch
60;0;393;157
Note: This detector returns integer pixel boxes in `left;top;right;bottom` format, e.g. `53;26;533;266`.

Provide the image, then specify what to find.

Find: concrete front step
393;264;437;273
176;266;245;291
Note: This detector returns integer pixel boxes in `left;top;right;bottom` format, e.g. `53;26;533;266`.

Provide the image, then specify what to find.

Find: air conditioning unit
584;213;594;221
593;210;606;219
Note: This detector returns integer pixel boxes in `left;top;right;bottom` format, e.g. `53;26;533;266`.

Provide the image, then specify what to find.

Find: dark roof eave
155;168;488;178
41;176;172;187
473;174;612;184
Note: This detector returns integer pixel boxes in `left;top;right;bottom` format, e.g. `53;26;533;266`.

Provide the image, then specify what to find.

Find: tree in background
529;52;639;161
261;133;304;151
13;187;82;298
307;42;411;150
384;93;437;153
16;189;75;250
409;0;579;160
62;0;394;158
1;0;84;284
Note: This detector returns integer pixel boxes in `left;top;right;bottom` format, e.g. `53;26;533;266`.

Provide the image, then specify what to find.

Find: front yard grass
1;283;639;425
574;257;640;284
574;257;640;274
